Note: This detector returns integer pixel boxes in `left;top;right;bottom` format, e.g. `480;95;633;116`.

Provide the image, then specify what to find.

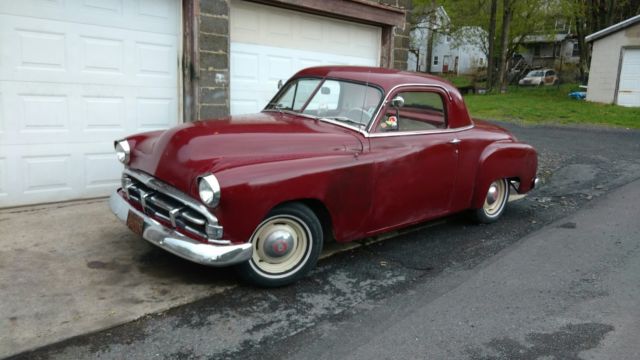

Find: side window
433;56;439;65
378;91;447;132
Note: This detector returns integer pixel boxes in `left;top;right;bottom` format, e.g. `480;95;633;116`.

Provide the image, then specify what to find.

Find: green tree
416;0;558;91
562;0;640;80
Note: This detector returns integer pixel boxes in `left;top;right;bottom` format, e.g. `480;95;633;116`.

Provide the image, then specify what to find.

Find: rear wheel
236;203;323;287
472;178;510;223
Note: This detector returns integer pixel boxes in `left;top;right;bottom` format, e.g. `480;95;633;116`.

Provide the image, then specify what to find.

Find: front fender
212;154;374;244
471;141;538;209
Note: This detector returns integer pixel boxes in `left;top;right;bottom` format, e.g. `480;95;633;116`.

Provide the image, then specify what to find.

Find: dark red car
110;66;538;287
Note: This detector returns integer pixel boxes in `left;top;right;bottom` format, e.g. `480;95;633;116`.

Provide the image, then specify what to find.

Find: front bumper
109;191;252;267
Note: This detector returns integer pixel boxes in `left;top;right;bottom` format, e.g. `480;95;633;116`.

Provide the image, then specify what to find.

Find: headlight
114;139;130;164
198;174;221;207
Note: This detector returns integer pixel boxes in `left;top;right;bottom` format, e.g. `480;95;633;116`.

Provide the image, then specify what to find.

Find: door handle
449;138;461;144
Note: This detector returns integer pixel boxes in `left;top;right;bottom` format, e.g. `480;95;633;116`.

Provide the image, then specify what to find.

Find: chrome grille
121;169;227;244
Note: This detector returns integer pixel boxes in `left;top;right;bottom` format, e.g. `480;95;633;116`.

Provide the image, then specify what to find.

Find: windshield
265;78;384;130
527;70;544;77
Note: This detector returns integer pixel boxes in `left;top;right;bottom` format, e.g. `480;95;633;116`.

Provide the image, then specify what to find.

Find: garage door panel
136;96;177;131
1;15;177;87
0;0;178;35
266;56;293;81
136;41;175;78
230;0;381;115
16;29;67;71
230;42;378;115
19;94;70;133
0;0;179;207
22;154;74;194
80;36;125;75
0;82;176;146
617;49;640;107
0;157;7;198
231;0;381;60
0;141;124;206
83;96;126;130
84;152;122;190
231;52;260;82
230;100;261;117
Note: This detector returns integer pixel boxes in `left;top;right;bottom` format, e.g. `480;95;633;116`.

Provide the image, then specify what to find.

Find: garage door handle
449;138;461;144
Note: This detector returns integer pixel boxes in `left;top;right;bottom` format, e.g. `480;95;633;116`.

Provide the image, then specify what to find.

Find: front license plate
126;211;145;237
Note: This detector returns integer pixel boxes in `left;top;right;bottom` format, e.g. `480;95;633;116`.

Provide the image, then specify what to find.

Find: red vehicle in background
110;66;538;287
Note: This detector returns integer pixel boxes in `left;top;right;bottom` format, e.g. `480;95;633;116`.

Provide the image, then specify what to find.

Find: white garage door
617;48;640;107
229;0;381;115
0;0;180;207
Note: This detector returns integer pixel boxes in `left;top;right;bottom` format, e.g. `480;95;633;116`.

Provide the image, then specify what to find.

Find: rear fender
471;141;538;209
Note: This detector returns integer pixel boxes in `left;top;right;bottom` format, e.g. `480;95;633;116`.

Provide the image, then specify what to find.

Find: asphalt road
9;122;640;360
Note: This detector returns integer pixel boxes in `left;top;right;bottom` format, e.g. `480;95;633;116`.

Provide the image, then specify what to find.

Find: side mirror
277;79;283;89
391;95;404;109
320;86;331;95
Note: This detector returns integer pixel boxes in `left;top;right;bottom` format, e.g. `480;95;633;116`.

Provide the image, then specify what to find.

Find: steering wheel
344;107;369;124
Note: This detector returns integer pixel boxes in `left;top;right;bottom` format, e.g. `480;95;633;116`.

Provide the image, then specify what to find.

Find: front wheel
235;203;323;287
471;178;510;224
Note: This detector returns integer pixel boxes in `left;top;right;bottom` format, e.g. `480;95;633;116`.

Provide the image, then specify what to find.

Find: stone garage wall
198;0;231;119
381;0;412;70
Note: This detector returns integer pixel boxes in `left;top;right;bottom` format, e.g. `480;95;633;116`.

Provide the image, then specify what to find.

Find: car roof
290;66;472;129
293;66;457;93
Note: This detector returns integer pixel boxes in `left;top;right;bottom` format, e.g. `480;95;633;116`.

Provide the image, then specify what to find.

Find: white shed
586;15;640;107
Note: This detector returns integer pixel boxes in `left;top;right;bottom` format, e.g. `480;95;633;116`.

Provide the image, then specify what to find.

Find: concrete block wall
384;0;412;70
198;0;231;119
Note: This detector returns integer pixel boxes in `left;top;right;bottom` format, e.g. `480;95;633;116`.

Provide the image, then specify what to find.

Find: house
0;0;411;208
519;34;580;69
408;7;487;75
585;14;640;107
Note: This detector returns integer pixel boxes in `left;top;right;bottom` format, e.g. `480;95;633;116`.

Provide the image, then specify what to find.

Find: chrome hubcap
251;216;309;275
263;229;295;259
486;185;498;205
483;180;507;216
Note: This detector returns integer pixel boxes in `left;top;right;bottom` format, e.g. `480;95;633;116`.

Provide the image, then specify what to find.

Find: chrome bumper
109;191;252;267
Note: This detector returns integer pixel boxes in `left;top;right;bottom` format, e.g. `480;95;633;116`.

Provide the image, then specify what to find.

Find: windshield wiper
323;116;366;129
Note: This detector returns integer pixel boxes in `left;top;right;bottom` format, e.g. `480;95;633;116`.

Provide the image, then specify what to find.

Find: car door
365;87;460;234
544;70;553;85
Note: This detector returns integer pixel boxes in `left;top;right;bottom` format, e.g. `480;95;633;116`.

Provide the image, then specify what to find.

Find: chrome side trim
366;83;453;133
110;192;252;267
367;124;474;138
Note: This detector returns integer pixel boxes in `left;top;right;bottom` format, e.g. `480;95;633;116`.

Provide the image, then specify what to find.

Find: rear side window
378;91;447;132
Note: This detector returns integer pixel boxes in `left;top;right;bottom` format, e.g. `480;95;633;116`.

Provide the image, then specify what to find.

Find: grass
464;84;640;129
439;73;474;88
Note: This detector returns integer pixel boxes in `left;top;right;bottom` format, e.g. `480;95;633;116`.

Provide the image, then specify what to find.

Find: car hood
128;111;364;193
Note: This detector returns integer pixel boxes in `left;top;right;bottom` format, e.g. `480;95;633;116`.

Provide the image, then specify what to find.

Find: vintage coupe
110;66;538;287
